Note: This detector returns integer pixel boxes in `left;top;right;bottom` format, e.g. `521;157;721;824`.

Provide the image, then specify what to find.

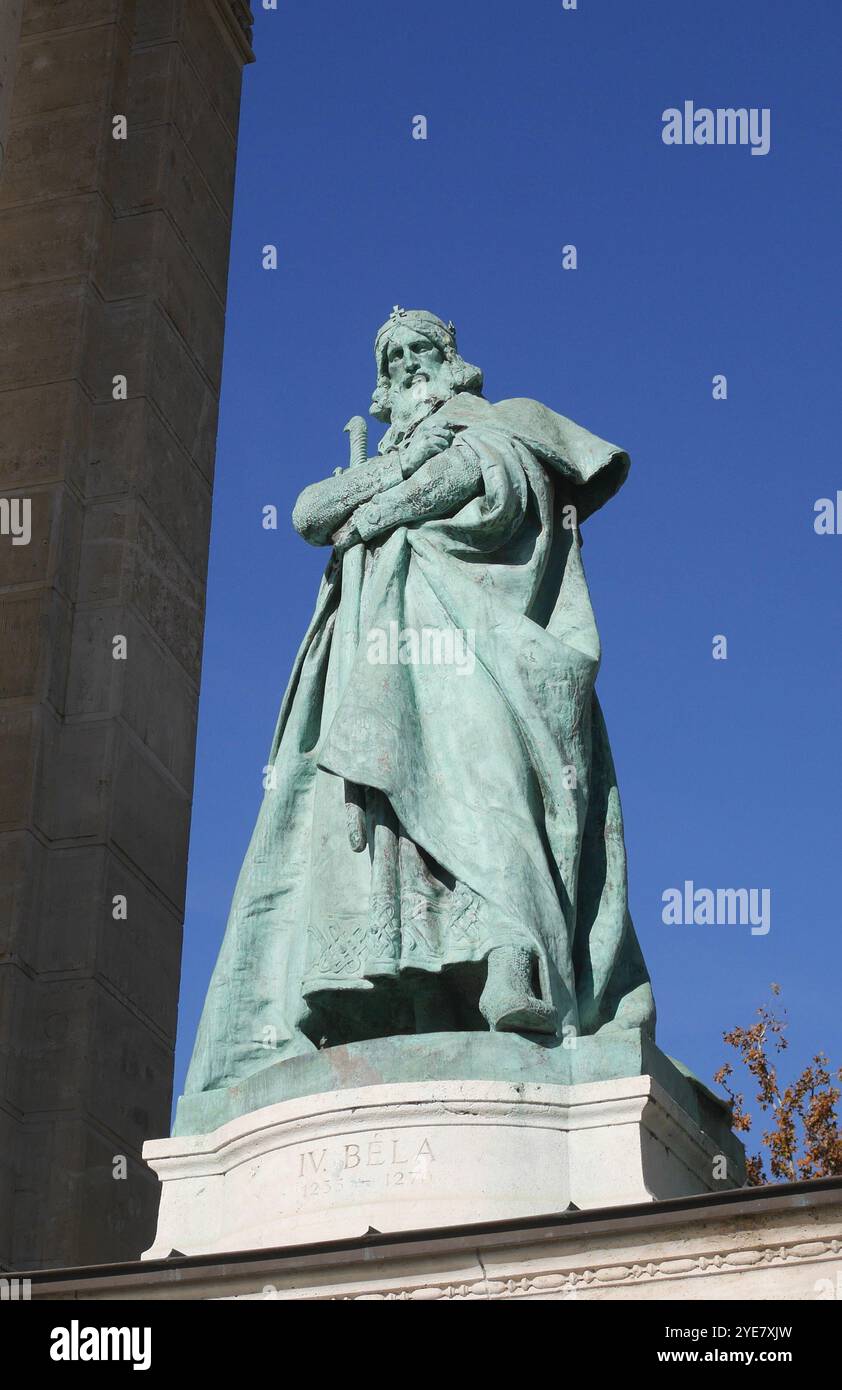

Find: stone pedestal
143;1069;744;1259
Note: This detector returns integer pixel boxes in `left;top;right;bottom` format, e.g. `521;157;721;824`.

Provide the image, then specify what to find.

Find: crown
388;305;455;334
374;307;457;362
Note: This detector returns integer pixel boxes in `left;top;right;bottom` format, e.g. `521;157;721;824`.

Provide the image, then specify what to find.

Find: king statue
181;308;657;1107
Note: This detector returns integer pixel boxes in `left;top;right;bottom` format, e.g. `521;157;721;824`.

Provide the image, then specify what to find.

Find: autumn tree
714;984;842;1186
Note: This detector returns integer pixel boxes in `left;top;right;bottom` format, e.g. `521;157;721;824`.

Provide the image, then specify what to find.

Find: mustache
394;372;451;400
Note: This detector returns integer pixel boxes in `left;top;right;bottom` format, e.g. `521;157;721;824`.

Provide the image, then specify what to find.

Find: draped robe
182;393;656;1100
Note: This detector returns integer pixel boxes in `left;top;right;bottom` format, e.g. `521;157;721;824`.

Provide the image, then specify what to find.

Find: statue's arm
352;440;483;543
292;455;404;546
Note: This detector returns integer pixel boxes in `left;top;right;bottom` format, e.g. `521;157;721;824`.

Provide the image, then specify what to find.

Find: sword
341;416;368;853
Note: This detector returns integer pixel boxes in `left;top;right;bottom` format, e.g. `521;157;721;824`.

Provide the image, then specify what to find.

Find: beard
387;369;456;441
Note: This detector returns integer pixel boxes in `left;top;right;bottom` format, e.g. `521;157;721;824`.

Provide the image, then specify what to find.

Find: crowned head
370;307;483;434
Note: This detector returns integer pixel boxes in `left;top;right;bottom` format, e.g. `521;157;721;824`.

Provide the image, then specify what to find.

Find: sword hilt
343;415;368;469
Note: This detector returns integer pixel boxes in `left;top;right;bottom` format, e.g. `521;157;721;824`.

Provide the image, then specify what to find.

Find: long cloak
182;395;655;1099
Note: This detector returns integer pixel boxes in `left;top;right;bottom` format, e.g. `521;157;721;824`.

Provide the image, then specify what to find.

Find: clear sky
174;0;842;1146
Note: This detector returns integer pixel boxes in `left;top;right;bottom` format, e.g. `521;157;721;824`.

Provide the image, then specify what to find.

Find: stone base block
142;1072;744;1259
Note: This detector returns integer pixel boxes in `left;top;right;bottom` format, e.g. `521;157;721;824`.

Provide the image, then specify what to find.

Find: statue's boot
479;945;557;1035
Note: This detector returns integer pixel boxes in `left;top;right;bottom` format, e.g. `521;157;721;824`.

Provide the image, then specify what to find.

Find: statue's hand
344;782;367;852
331;514;362;553
401;424;455;477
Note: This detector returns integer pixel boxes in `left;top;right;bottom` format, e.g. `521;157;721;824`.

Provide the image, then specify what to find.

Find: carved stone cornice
208;0;256;65
319;1233;842;1300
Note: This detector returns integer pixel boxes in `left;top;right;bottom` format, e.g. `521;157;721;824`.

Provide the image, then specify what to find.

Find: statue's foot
594;982;657;1036
479;945;557;1035
481;991;557;1035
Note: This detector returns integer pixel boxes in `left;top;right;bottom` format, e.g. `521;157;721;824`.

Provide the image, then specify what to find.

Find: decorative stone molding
24;1180;842;1302
230;2;255;43
209;0;256;64
317;1234;842;1300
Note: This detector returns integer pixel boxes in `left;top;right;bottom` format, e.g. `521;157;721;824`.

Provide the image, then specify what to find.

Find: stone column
0;1;254;1271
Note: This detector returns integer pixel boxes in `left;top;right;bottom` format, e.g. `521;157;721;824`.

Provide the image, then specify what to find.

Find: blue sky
174;0;842;1143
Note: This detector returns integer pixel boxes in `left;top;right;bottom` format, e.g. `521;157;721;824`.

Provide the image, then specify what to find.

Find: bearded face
383;325;457;434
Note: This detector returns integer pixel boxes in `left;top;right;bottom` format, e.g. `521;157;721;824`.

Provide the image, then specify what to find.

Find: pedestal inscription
143;1074;744;1259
